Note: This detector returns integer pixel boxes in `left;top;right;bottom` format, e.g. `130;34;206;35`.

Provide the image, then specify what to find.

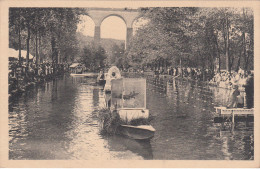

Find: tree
111;43;125;69
9;8;24;65
127;7;197;69
80;45;107;71
127;7;254;73
9;8;83;73
192;8;253;72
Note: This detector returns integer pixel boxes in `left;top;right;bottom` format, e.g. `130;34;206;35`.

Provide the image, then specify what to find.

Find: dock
214;107;254;130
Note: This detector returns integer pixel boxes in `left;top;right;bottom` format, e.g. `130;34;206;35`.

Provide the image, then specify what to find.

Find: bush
98;108;153;135
98;108;122;135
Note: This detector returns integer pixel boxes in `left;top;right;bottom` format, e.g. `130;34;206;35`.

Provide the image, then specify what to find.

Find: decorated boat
109;77;155;140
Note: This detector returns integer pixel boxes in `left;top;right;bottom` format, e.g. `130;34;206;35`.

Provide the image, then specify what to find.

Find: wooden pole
243;87;247;108
232;111;235;129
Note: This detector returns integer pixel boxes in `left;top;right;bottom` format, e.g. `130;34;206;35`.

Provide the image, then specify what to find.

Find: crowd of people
152;66;254;109
8;59;70;95
152;66;253;90
166;67;214;81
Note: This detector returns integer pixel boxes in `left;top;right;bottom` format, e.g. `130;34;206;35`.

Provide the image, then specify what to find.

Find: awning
70;63;80;68
9;48;34;59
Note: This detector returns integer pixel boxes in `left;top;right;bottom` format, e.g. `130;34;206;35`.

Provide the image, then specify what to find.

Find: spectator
227;85;240;108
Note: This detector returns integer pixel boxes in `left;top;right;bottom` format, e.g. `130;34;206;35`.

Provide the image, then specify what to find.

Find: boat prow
118;125;155;140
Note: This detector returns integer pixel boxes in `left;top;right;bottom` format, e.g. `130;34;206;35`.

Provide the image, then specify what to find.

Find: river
9;74;254;160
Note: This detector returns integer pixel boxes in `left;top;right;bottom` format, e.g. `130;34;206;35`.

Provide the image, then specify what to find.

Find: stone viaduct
84;8;140;49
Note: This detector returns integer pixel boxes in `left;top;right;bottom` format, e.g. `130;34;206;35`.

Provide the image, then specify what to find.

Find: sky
77;15;149;41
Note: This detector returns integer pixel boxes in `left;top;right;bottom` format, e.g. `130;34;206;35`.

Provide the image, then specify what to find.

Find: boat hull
70;73;98;77
118;125;155;140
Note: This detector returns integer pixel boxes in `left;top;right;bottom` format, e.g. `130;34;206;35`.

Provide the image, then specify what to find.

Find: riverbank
122;71;252;91
8;62;68;97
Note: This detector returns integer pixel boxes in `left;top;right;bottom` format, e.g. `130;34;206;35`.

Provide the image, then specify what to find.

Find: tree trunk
179;57;182;77
213;32;221;72
18;25;21;65
18;9;22;66
236;52;241;72
242;32;247;71
26;23;30;68
51;36;58;74
230;53;234;70
225;17;230;73
39;35;41;63
35;30;39;68
243;33;250;72
236;36;243;72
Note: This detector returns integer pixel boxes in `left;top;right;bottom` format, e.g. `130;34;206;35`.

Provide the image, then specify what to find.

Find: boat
115;108;155;140
117;125;155;140
106;73;155;140
70;72;98;77
69;63;98;77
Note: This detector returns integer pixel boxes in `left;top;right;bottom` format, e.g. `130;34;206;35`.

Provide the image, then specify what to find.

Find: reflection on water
9;75;253;160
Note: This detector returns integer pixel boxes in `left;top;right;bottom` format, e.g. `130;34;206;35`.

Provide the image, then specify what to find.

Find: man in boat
104;66;122;108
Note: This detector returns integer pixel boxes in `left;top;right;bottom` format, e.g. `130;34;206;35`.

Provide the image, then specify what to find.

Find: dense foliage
80;45;106;71
9;7;254;73
9;8;83;71
110;43;126;69
127;7;254;72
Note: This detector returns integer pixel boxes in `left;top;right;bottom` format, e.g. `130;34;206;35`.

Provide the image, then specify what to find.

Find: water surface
9;75;254;160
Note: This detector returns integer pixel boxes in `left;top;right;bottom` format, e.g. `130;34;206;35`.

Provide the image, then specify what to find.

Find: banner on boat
111;78;146;109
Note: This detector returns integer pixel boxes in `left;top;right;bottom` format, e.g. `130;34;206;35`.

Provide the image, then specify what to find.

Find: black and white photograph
1;0;259;168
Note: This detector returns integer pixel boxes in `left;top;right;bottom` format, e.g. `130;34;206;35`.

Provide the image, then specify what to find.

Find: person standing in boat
104;66;121;108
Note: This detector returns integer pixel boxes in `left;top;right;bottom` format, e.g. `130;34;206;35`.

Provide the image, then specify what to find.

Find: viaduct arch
84;8;140;49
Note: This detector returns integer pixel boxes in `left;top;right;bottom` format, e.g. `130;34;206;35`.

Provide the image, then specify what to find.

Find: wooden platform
215;107;254;115
214;107;254;128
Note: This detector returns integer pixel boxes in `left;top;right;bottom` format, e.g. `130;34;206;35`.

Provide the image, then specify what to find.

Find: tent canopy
70;63;80;68
107;66;121;79
9;48;34;60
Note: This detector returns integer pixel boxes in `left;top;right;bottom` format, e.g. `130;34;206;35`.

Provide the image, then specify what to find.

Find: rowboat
70;72;98;77
117;125;155;140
